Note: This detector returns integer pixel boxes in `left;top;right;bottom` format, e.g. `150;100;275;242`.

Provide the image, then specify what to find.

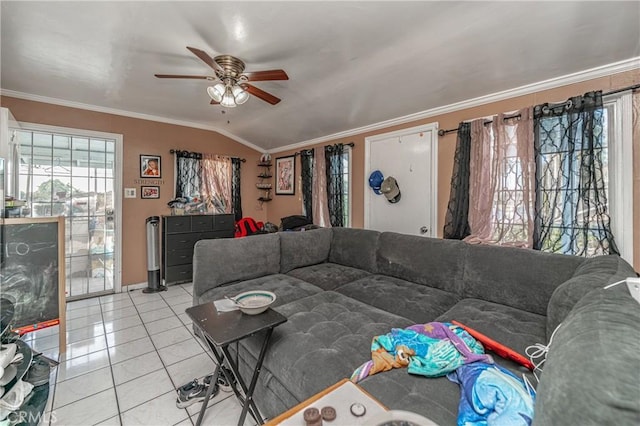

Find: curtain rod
438;113;522;137
437;82;640;137
296;142;355;155
169;149;246;162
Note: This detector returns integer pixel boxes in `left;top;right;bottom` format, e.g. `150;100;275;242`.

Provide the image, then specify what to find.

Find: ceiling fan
155;46;288;107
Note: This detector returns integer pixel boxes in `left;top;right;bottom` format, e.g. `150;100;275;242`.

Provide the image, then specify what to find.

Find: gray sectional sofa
192;227;639;425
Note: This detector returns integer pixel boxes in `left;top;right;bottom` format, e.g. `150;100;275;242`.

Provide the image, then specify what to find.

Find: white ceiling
2;1;639;151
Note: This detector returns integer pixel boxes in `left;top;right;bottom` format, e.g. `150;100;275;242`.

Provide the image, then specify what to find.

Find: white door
11;123;123;300
364;123;438;237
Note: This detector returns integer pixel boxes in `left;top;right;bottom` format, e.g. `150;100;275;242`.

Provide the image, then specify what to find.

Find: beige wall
2;69;637;283
266;69;640;270
0;96;265;285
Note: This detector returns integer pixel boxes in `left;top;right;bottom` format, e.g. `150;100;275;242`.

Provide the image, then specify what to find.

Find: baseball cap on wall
380;176;401;203
368;170;384;195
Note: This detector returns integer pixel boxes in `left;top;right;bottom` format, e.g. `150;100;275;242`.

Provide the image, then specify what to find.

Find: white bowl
233;290;276;315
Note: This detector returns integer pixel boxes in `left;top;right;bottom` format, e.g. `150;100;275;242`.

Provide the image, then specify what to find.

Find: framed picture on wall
275;155;295;195
141;186;160;199
140;155;161;178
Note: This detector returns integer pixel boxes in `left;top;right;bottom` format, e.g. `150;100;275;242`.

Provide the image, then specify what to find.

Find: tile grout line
149;283;213;425
166;284;229;425
46;356;59;426
124;288;193;424
57;285;202;424
100;291;128;425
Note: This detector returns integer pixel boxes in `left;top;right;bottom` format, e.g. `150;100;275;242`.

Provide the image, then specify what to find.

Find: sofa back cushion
192;233;280;298
376;232;466;295
279;228;332;274
462;244;583;316
533;285;640;425
328;227;379;273
546;255;636;336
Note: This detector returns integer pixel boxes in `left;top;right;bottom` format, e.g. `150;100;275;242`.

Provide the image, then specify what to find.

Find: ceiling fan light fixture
232;85;249;105
220;85;237;108
207;84;225;102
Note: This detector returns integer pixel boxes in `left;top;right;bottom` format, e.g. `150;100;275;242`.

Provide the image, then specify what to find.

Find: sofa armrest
534;285;640;425
192;234;281;301
546;255;636;337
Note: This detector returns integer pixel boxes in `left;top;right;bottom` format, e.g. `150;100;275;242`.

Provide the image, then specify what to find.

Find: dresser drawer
191;215;214;232
213;214;235;231
199;230;234;241
165;216;191;233
165;248;193;267
164;264;192;283
165;233;199;249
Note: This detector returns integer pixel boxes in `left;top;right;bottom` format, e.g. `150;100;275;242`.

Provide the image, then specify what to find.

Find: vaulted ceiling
2;1;639;151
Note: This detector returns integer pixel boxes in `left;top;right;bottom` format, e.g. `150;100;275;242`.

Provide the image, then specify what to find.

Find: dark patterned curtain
443;122;472;239
231;158;242;221
175;151;202;198
325;144;345;227
533;91;619;256
300;150;314;222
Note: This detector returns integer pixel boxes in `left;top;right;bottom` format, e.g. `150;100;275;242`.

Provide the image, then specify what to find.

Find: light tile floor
22;283;255;426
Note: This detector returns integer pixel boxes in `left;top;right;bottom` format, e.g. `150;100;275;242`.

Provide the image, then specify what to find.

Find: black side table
186;302;287;426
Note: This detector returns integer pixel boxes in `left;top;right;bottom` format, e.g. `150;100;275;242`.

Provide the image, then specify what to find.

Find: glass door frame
10;122;123;296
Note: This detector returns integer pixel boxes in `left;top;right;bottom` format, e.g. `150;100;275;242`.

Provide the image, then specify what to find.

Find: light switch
124;188;136;198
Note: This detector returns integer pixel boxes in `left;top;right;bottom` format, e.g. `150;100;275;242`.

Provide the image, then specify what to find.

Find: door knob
420;226;429;234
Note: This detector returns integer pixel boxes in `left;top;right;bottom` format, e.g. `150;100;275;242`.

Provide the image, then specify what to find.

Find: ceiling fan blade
154;74;214;80
243;69;289;81
243;84;281;105
186;46;223;73
210;99;220;105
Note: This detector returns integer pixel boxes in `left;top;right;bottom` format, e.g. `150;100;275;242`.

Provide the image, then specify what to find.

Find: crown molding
2;55;637;155
0;89;265;153
268;56;640;154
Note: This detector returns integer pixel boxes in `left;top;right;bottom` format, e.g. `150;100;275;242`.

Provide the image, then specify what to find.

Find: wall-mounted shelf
257;162;273;204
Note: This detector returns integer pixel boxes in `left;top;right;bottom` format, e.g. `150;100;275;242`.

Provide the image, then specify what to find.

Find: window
604;93;634;263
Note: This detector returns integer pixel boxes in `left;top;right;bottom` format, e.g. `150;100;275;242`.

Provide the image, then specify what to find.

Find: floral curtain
465;107;535;247
201;154;232;214
533;91;618;256
443;122;472;240
312;147;331;227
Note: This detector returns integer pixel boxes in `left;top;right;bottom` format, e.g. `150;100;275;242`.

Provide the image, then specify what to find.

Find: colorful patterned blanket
350;322;491;382
351;322;535;425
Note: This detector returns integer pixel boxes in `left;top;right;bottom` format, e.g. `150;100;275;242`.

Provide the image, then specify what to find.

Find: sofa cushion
533;285;640;425
436;298;546;373
462;244;583;316
359;367;458;425
546;255;637;336
328;227;379;273
279;228;332;274
196;274;322;307
239;291;413;409
376;232;466;295
192;233;280;299
287;263;371;291
335;274;460;323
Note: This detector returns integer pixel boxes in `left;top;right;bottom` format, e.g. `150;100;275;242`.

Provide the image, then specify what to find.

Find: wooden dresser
162;214;235;285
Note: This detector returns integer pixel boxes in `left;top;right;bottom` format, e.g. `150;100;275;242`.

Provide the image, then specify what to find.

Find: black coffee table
186;302;287;426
